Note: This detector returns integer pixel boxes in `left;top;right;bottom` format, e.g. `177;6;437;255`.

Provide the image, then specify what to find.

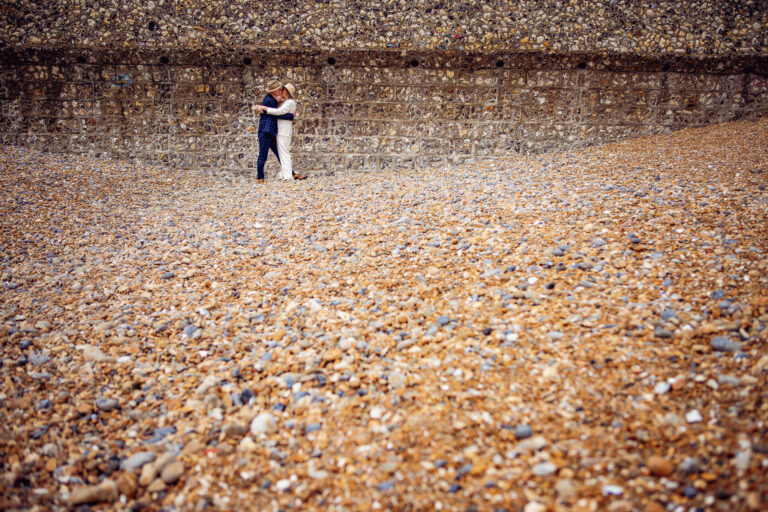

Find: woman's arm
265;99;297;116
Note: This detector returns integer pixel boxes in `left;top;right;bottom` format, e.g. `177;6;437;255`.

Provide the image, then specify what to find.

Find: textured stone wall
1;49;767;175
3;1;767;57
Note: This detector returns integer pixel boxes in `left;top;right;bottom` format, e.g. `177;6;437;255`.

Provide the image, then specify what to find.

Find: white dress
266;99;297;180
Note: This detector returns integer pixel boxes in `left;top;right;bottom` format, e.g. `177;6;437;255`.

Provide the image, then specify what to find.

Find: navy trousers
256;134;280;180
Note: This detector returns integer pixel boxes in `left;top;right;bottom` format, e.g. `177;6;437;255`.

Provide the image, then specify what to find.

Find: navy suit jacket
258;94;294;137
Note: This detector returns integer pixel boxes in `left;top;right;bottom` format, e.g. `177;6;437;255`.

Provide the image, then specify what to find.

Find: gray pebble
41;443;58;457
660;309;678;321
121;451;157;471
514;424;533;439
36;399;53;411
240;387;254;403
29;352;51;365
717;374;741;386
144;426;176;444
182;324;199;337
710;336;742;352
456;463;473;479
96;397;120;411
679;457;704;474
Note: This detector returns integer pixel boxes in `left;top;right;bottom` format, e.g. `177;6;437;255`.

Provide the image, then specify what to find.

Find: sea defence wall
1;48;766;175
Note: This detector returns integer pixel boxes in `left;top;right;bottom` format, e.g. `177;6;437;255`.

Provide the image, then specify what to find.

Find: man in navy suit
254;80;300;182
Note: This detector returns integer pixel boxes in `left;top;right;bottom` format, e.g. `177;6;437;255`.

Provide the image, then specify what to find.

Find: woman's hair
282;87;293;100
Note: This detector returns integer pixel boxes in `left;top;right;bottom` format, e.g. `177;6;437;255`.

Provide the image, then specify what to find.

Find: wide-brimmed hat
266;80;282;93
283;83;296;98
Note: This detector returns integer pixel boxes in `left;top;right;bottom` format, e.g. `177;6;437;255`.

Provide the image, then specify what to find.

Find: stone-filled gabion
1;47;766;175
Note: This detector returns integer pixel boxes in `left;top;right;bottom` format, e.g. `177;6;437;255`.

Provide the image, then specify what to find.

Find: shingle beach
1;117;767;510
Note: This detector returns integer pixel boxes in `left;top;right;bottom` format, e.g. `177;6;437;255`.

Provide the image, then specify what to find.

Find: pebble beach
1;117;767;510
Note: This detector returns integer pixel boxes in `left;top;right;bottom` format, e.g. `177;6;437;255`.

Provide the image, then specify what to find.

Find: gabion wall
1;49;767;175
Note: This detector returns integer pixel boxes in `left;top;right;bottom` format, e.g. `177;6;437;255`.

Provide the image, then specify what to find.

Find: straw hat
283;83;296;98
266;80;282;93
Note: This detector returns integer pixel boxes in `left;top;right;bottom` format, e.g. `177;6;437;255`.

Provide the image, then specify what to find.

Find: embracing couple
252;80;307;182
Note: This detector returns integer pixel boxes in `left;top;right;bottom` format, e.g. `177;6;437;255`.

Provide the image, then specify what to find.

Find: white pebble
601;484;624;496
733;451;751;472
250;412;277;436
685;410;703;423
531;461;557;477
524;502;547;512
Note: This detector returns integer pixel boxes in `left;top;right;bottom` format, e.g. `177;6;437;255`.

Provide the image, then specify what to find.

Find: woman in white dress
255;83;305;180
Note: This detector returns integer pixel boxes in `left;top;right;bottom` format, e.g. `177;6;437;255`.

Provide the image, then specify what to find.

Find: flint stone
29;352;51;365
147;478;166;492
68;479;118;505
80;345;112;363
153;452;177;473
223;422;248;439
515;424;533;439
660;309;678;321
139;463;157;486
196;375;220;396
121;451;156;472
532;461;557;477
160;460;185;484
144;426;176;444
685;409;703;423
36;399;53;411
388;371;406;388
96;397;120;411
250;412;277;436
710;336;742;352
